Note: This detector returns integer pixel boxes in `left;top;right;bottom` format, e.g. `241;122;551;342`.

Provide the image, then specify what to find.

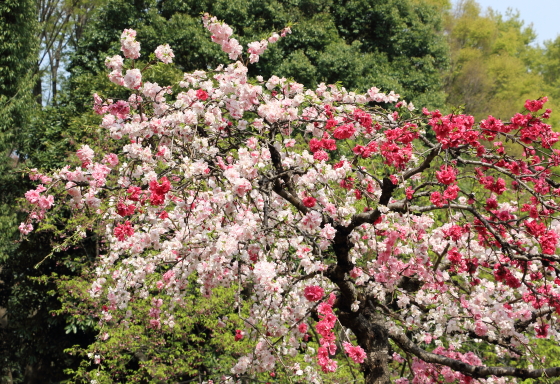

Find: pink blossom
25;188;42;204
247;40;268;63
320;224;336;240
474;320;488;336
317;347;338;373
108;69;124;86
108;100;130;119
105;55;124;71
103;153;119;168
233;178;252;196
76;145;95;162
37;195;54;210
313;150;329;162
155;44;174;64
163;270;175;283
350;267;362;279
343;342;367;364
393;352;405;363
124;69;142;89
301;210;322;231
120;29;141;59
19;223;33;235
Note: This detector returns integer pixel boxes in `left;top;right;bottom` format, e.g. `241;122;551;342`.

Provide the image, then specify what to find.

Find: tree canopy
18;16;560;383
6;0;560;382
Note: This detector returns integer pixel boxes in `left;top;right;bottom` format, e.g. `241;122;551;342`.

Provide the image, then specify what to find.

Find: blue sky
453;0;560;45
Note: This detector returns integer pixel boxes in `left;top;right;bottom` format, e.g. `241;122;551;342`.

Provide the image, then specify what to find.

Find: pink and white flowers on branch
20;15;560;383
202;13;291;63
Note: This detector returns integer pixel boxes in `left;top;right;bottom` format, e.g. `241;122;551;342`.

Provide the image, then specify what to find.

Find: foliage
0;1;41;380
443;0;556;125
68;0;449;108
61;275;255;383
38;0;109;104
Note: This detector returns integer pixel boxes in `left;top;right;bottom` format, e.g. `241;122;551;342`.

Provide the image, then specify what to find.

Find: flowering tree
20;15;560;384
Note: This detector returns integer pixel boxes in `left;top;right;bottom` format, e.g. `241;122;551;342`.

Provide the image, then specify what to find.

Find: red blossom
436;165;457;185
117;201;135;217
235;329;244;341
333;124;355;140
304;285;324;301
149;176;171;206
114;220;134;241
302;196;316;208
525;97;548;112
535;324;550;338
309;138;323;153
196;89;209;101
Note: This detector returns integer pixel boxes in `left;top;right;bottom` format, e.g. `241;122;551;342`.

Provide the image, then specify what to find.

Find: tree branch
389;328;560;379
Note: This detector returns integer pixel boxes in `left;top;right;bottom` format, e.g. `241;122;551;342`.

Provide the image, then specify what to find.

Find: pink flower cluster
24;185;54;211
304;285;324;301
342;342;366;364
155;44;174;64
315;293;338;373
411;347;482;384
247;40;268;64
105;55;125;86
120;29;140;59
202;14;242;60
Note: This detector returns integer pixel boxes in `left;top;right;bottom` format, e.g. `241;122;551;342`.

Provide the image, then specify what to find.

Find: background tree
38;0;108;105
443;0;554;123
0;1;108;381
68;0;449;108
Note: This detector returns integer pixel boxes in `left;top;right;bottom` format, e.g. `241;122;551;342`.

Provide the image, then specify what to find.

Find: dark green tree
0;2;101;383
68;0;449;108
0;0;38;289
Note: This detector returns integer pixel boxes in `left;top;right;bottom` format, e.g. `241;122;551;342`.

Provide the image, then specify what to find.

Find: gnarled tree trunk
339;309;391;384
